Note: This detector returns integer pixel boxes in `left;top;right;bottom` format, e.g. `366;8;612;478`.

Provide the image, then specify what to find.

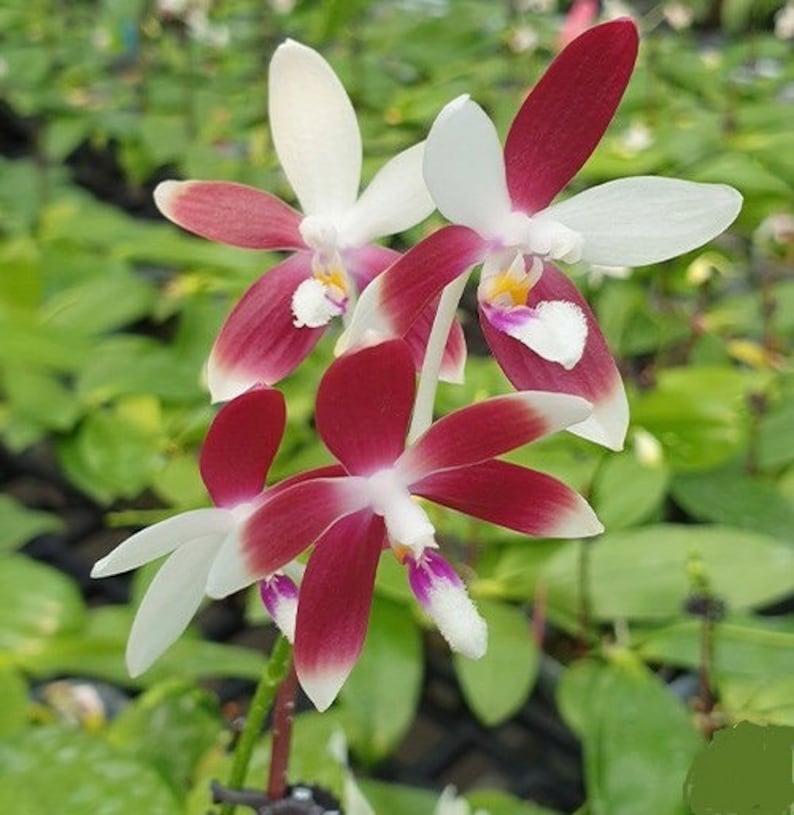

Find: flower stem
408;273;469;444
267;658;298;801
220;635;292;815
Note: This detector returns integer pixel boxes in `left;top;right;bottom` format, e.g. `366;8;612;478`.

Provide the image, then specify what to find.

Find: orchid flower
206;340;602;710
341;19;742;451
154;39;463;402
90;387;328;674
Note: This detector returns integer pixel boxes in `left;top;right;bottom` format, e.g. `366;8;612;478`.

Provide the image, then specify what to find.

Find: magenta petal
403;298;468;384
208;254;325;400
294;511;385;711
316;340;415;476
199;387;286;508
399;391;591;482
377;225;486;336
345;244;401;292
413;459;603;539
504;19;639;212
482;264;628;450
242;477;367;577
154;180;305;250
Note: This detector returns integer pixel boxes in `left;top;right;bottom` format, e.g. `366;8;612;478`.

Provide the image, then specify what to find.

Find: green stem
220;636;292;815
407;273;469;444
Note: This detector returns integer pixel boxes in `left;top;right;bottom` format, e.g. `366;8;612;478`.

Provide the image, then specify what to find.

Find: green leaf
108;680;225;797
636;619;794;680
591;452;669;531
0;726;179;814
0;555;86;659
543;525;794;623
1;365;82;435
454;599;539;726
719;675;794;727
0;495;62;553
630;367;773;472
468;789;561;815
557;660;702;815
19;606;267;686
42;268;154;336
0;668;28;738
671;466;794;542
357;780;437;815
340;595;423;763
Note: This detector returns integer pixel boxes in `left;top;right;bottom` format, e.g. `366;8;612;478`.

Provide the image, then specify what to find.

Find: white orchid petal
90;509;233;578
269;40;362;217
542;176;742;266
125;534;222;676
339;142;435;247
423;96;513;236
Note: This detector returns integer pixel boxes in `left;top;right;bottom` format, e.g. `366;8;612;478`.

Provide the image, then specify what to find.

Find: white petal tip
153;180;182;214
568;380;629;451
206;355;257;404
90;559;109;578
300;666;348;712
550;498;604;539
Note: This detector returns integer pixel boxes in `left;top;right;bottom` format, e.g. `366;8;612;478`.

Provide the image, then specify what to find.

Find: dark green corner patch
685;721;794;814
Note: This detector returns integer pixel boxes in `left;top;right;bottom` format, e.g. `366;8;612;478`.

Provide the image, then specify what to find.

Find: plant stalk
220;635;292;815
267;659;298;801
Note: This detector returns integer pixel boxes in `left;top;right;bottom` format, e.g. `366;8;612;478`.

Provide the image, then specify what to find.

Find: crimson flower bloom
207;340;602;710
154;40;463;402
341;20;742;451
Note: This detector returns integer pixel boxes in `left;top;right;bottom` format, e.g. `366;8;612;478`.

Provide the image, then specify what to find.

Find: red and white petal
316;340;415;476
90;509;232;578
344;244;400;292
403;299;468;385
412;459;603;539
339;225;485;350
405;550;487;659
540;177;743;266
480;299;588;370
398;391;591;483
154;180;304;250
482;264;628;451
423;96;512;236
339;142;435;247
207;254;324;402
260;574;300;642
126;534;221;676
504;19;639;213
294;511;385;711
200;387;286;508
269;40;361;218
206;477;367;598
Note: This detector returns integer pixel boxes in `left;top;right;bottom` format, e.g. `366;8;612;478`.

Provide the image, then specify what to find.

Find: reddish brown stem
267;659;298;801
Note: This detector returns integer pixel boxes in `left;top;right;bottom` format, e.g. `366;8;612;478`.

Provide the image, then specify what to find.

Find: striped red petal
208;254;325;401
412;459;603;539
294;511;385;711
154;180;305;250
199;387;286;508
399;391;591;483
504;19;638;213
316;340;415;475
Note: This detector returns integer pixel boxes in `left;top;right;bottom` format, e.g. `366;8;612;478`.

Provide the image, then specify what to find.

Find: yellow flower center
482;269;532;308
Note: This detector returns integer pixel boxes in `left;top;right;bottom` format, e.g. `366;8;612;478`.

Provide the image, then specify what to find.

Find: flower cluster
92;21;741;711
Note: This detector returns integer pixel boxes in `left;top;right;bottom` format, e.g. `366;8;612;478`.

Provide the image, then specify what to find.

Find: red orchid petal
504;19;639;212
413;459;602;539
345;244;401;292
199;387;286;508
294;510;385;711
208;254;325;401
481;263;628;450
399;391;591;483
342;226;485;348
240;477;367;579
154;180;305;250
403;298;468;384
316;340;415;476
